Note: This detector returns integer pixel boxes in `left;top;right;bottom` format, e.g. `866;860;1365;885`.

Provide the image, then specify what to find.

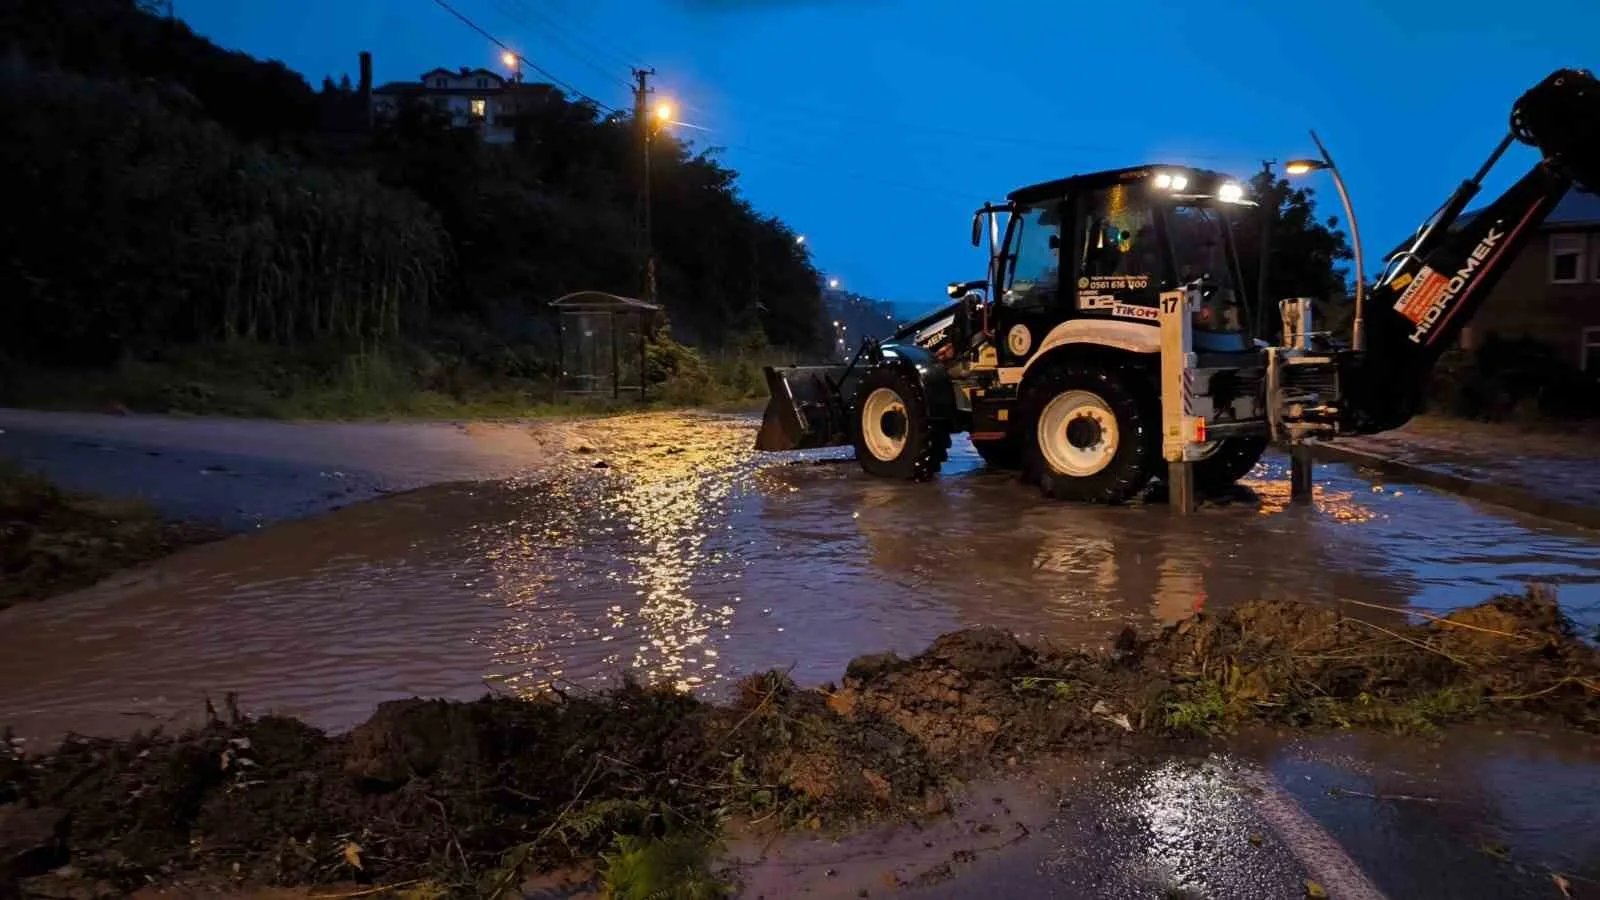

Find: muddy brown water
2;412;1598;745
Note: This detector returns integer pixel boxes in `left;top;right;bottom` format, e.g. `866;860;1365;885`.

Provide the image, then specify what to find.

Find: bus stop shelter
550;291;662;399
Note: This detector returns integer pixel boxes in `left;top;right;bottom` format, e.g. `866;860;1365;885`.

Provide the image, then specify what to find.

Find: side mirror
971;212;983;248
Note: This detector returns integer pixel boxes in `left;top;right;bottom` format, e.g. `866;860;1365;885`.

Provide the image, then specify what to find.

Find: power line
697;94;1246;167
490;0;634;91
428;0;619;112
501;0;645;76
704;140;978;203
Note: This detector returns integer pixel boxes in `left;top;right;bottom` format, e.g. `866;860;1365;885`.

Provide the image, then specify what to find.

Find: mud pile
2;590;1596;896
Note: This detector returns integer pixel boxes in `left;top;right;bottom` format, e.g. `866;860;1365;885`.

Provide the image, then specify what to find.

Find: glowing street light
828;278;840;289
654;102;674;122
501;51;517;68
1285;130;1367;351
795;235;806;245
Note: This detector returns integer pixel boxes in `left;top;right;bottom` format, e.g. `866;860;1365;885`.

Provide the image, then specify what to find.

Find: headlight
1170;174;1189;191
1154;173;1173;188
1218;182;1244;203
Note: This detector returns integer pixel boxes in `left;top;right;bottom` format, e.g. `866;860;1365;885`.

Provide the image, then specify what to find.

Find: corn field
0;60;447;366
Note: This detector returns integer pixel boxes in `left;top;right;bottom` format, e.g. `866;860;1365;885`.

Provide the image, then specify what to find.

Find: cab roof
1007;164;1241;206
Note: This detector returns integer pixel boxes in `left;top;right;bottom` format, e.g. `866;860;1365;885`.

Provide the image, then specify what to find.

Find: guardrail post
1159;287;1201;513
1291;442;1315;502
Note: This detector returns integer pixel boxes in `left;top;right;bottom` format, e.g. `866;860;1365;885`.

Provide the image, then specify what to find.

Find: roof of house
420;67;504;82
1381;185;1600;260
1543;187;1600;227
550;291;662;312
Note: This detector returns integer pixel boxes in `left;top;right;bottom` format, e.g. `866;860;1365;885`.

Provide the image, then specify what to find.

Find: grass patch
0;338;781;421
0;462;221;609
598;832;732;900
1162;681;1230;737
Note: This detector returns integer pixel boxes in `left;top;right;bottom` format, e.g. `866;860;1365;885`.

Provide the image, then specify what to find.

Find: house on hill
1447;187;1600;372
371;66;525;144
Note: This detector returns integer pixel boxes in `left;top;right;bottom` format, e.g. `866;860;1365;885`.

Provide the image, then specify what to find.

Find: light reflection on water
0;412;1596;743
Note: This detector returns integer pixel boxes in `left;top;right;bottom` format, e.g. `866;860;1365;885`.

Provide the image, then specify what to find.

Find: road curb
1307;441;1600;531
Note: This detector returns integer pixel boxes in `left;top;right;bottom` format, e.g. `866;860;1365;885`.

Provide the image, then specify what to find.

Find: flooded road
1;411;1598;743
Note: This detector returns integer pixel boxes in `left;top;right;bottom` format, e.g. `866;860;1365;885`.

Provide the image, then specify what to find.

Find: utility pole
1255;159;1276;343
632;67;657;303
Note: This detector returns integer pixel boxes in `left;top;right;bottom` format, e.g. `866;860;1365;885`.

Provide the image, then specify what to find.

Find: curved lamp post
1285;129;1366;351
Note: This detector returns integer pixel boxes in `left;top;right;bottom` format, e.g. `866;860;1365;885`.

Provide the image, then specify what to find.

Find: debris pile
1;589;1595;896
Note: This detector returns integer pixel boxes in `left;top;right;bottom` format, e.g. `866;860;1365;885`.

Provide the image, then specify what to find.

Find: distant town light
795;235;806;244
828;278;840;289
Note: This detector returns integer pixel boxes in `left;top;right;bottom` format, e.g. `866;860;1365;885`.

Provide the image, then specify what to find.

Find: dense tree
1232;171;1355;341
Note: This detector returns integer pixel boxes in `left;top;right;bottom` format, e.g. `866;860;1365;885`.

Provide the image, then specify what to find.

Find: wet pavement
0;408;567;531
1329;416;1600;523
739;726;1600;900
1;410;1598;746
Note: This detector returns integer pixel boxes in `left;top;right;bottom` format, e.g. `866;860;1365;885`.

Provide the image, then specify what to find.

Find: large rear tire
1021;361;1159;504
852;365;947;481
1193;436;1269;491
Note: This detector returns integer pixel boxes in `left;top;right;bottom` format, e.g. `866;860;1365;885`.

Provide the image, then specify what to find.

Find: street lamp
828;278;840;289
654;101;674;123
1285;129;1367;351
501;51;521;82
795;235;806;245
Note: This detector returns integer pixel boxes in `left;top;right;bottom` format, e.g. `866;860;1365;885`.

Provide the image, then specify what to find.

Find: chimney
358;51;373;130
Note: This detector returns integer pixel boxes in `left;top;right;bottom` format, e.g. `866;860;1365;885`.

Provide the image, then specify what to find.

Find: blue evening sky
180;0;1596;316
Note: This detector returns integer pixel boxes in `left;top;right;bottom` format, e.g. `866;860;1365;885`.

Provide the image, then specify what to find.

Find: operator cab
971;165;1256;356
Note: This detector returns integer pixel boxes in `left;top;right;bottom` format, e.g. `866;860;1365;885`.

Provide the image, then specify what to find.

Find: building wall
371;83;520;144
1459;228;1600;370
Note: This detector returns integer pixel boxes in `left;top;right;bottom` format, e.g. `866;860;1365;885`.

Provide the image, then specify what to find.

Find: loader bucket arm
1340;67;1600;434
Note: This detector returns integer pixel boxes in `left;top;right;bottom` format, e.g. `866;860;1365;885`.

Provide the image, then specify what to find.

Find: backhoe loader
754;68;1600;505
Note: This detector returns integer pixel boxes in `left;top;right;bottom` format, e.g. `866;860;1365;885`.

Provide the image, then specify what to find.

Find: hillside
0;0;827;416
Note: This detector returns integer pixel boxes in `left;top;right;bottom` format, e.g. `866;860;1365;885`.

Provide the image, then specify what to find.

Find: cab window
1002;205;1061;311
1078;184;1162;308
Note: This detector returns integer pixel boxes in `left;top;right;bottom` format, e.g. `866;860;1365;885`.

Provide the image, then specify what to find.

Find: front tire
1021;361;1159;504
852;365;947;481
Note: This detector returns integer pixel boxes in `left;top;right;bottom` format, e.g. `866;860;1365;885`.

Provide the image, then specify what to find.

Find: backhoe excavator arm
1340;68;1600;434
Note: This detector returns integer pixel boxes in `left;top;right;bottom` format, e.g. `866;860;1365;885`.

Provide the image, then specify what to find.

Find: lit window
1550;233;1585;284
470;98;487;118
1583;326;1600;374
